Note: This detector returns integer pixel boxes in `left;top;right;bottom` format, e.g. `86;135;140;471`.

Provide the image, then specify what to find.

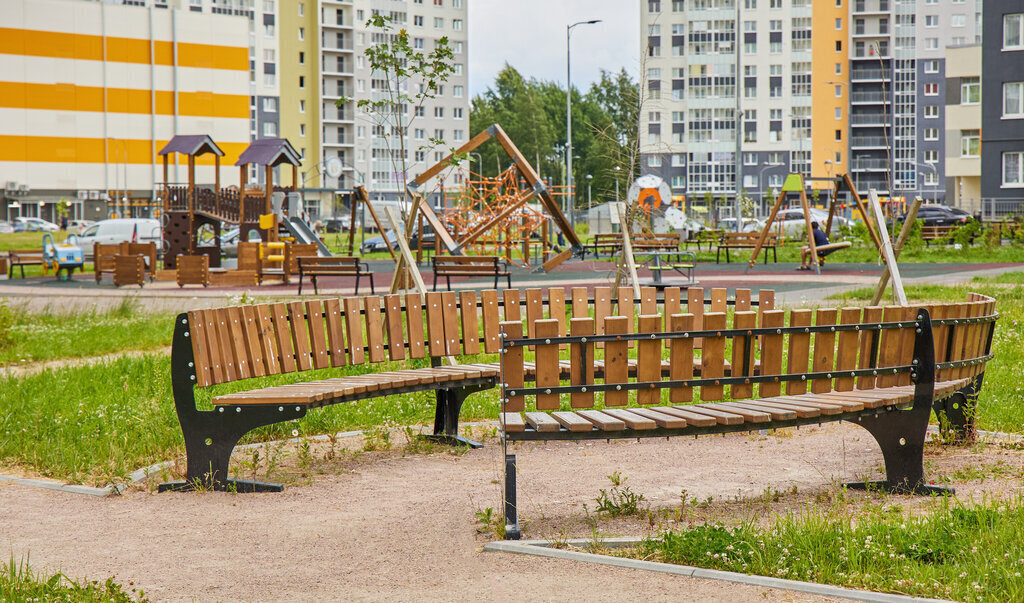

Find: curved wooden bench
497;293;997;539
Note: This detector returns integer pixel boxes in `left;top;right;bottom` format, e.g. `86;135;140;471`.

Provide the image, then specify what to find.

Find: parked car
69;219;95;234
0;220;13;234
77;218;161;254
14;217;60;232
717;217;765;233
894;204;975;228
769;208;851;237
324;216;351;233
360;230;399;254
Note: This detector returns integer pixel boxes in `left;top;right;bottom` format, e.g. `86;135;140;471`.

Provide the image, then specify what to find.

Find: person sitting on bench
799;222;835;270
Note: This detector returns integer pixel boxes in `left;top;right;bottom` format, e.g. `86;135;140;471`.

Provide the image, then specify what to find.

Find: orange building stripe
0;27;247;71
0;82;248;117
0;135;249;165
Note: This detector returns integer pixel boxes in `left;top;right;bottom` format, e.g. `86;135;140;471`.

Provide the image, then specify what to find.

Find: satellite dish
325;157;343;179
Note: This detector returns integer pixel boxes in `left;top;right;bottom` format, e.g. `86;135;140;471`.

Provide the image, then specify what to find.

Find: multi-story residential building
640;0;984;213
0;0;251;223
278;0;470;216
981;2;1024;208
943;44;981;207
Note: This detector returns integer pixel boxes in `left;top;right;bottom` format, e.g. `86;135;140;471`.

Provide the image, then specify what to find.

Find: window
297;3;303;16
924;150;939;164
414;128;425;140
925;15;938;28
263;0;274;11
951;14;965;27
925;38;938;50
743;152;757;166
960;129;979;157
434;17;444;29
648;156;662;167
452;19;463;31
924;127;938;141
414;15;423;26
835;85;843;97
299;124;305;136
924;83;938;96
455;41;463;53
298;27;304;40
300;100;305;113
961;77;980;104
433;106;444;118
262;98;276;112
835;63;842;75
262;122;276;137
298;76;305;88
671;176;685;189
1004;82;1024;118
415;106;425;117
299;51;305;65
835;107;842;119
434;128;444;139
263;49;275;62
924;60;939;74
835;129;842;141
835;40;842;52
453;85;464;97
924;104;938;118
263;73;275;86
453;130;464;142
835;17;842;29
264;24;275;37
1005;14;1024;49
1004;152;1024;186
453;107;463;119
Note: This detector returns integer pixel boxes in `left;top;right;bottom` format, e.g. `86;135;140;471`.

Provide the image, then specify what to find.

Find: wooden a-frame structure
406;123;583;272
745;172;885;275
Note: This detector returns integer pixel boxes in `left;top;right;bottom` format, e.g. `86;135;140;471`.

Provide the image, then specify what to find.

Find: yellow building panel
0;135;248;165
0;27;247;71
0;82;247;117
812;3;848;189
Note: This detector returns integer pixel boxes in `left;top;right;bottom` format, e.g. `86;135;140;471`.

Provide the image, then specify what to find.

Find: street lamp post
566;19;601;228
917;161;937;206
758;162;784;213
613;165;621;203
586;174;593;209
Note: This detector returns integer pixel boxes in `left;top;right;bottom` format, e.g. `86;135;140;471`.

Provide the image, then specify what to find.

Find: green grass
635;496;1024;601
0;298;174;366
1;556;146;601
972;271;1024;285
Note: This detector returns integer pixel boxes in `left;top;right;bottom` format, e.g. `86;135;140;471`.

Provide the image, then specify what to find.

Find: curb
484;539;949;603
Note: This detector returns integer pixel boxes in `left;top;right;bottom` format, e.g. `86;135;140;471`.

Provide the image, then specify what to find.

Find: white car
69;219;96;234
15;216;60;232
78;218;162;254
769;208;851;237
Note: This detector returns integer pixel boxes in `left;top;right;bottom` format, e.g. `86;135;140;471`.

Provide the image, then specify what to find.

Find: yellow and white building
0;0;251;223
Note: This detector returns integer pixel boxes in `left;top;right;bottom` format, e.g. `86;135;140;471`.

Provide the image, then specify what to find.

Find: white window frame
1003;82;1024;118
1003;151;1024;187
1004;13;1024;50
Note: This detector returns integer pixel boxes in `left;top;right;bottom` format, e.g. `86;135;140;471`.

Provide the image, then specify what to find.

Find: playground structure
41;233;83;280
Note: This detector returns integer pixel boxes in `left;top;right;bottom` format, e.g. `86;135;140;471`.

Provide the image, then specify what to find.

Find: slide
283;217;331;256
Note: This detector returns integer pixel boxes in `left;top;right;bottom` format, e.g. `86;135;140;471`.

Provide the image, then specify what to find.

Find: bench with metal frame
8;249;45;278
497;293;997;540
296;255;374;295
716;232;778;264
432;255;511;291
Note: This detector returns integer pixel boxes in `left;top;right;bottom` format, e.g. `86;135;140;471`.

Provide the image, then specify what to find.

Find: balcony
850;136;891;148
850;69;888;81
853;158;891;170
850;114;890;126
850;91;889;104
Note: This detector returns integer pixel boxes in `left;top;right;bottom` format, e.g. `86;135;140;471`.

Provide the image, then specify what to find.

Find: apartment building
640;0;983;211
277;0;470;215
0;0;251;223
943;44;981;206
981;2;1024;205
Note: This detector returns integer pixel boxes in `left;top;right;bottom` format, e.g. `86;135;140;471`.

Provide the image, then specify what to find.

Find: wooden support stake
870;197;922;306
384;207;426;295
616;203;641;299
868;189;906;305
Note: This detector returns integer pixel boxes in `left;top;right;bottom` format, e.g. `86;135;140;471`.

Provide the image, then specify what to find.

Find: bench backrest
299;256;361;269
499;293;996;413
721;232;775;245
433;256;502;271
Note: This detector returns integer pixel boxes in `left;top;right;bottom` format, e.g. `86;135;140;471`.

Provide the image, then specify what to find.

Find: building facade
943;44;981;207
277;0;470;216
981;2;1024;206
0;0;251;224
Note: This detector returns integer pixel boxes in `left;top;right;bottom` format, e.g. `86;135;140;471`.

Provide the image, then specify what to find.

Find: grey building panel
982;1;1024;200
916;60;945;200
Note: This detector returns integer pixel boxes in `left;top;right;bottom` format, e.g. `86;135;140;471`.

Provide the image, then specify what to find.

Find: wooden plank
383;295;406;361
570;317;595;409
480;290;501;354
603;315;629;406
734;288;751;312
305;301;329;370
664;287;681;326
758;310;785;398
640;286;657;316
630;407;687;429
441;291;460;355
577;410;626;431
730;311;757;399
254;304;280;375
288;301;313;371
364;296;386;363
343;297;365;365
424;292;446;357
603;408;657;430
198;310;225;385
570;287;589;319
617;286;635;332
593;287;612;335
211;309;238;383
500;412;526;433
960;302;982;380
524;411;561;432
896;305;918;386
857;307;883;390
534;319;561;411
876;306;903;388
811;308;838;394
323;298;348;368
548;287;567;338
719;401;798;421
930;303;950;382
551;411;594;432
654;406;716;427
240;305;266;378
834;308;861;392
687;286;704;348
744;399;826;418
700;312;726;401
406;294;426;359
758;289;776;317
186;311;212;386
785;309;812;395
770;395;851;414
502;288;521;322
709;288;727;314
679;405;745;425
224;307;250;381
501;321;525;413
700;402;770;423
525;288;544;339
669;313;694;404
459;291;480;355
270;302;296;373
637;314;662;405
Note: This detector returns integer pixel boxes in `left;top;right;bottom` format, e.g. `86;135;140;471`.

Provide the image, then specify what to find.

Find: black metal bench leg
504;454;521;540
422;386;484;449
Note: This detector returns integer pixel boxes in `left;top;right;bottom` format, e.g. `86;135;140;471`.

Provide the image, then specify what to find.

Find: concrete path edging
484;539;950;603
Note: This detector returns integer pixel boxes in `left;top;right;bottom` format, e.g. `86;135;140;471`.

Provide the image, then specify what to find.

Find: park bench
586;233;624;258
432;255;511;291
632;232;682;253
716;232;778;264
296;255;374;295
7;249;45;278
684;229;723;252
497;292;997;539
922;225;957;246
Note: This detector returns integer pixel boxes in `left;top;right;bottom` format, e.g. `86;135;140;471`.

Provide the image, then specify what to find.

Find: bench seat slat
602;408;658;430
675;405;746;425
577;410;626;431
629;407;687;429
653;406;717;427
717;401;798;421
551;411;595;432
699;402;771;423
500;413;526;433
759;396;848;414
524;412;561;432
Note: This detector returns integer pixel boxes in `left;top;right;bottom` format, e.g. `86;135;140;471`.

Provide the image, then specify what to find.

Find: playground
2;128;1024;602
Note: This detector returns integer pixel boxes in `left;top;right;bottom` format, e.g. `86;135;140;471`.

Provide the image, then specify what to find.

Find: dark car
324;217;350;233
896;204;975;227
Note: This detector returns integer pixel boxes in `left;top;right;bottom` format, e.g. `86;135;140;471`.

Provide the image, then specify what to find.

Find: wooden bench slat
629;407;687;429
698;402;771;423
602;408;658;430
593;287;611;336
406;294;426;359
501;321;525;412
669;313;695;403
603;315;629;407
786;309;812;395
441;291;461;355
676;405;746;425
425;292;446;357
289;301;314;371
186;311;213;387
735;288;751;312
534;319;561;411
524;412;561;432
857;306;883;389
767;395;850;414
749;398;830;417
877;306;904;388
240;305;267;378
502;289;521;322
304;301;329;370
759;309;785;398
653;406;717;427
481;289;501;354
551;411;595;432
730;310;757;399
811;308;838;394
343;297;365;365
570;317;595;408
227;306;252;380
718;401;799;421
459;291;480;355
203;309;228;383
617;286;634;333
323;299;348;368
364;296;386;363
548;287;567;340
255;304;281;375
500;412;526;433
700;312;726;401
570;287;589;319
637;314;662;405
577;410;626;431
834;308;861;391
383;295;406;361
214;308;240;382
269;302;296;373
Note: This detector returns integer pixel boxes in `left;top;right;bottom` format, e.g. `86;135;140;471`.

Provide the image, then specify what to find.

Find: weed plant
1;555;146;602
637;496;1024;601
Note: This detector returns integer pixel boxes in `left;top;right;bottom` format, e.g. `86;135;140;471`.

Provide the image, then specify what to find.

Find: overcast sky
467;0;639;98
